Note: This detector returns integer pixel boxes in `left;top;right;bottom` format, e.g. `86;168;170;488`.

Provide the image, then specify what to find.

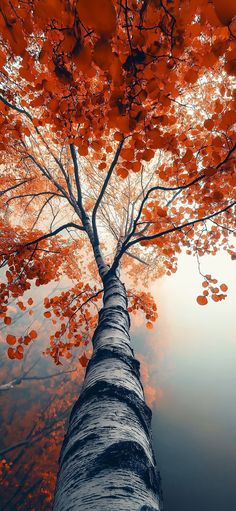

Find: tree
0;340;83;511
0;0;235;509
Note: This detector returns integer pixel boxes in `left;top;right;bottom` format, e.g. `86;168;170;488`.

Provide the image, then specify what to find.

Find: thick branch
92;138;124;245
20;222;85;250
126;143;236;244
112;201;236;270
0;94;32;121
0;179;33;196
69;144;84;208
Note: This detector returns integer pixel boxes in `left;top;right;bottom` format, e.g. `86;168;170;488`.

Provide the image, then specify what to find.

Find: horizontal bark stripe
86;348;141;380
54;467;161;511
82;358;144;399
93;333;134;357
66;382;153;445
93;308;130;337
61;398;154;465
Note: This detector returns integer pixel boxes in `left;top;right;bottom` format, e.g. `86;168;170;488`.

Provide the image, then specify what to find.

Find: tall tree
0;0;235;509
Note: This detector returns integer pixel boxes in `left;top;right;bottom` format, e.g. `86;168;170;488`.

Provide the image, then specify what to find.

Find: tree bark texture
53;274;162;511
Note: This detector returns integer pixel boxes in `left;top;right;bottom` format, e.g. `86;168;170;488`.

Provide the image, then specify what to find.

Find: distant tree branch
210;219;236;233
0;369;75;391
0;416;68;456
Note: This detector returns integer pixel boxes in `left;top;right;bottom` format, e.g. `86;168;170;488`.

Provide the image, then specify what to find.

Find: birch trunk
53;273;162;511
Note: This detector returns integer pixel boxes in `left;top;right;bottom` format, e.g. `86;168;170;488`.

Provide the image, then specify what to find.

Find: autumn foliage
0;0;235;364
0;0;236;507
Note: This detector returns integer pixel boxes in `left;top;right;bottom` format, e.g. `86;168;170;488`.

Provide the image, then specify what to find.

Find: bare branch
69;144;83;207
210;219;236;234
0;369;75;391
3;191;63;206
125;250;149;266
0;179;33;196
0;94;32;121
10;222;85;253
92;138;125;245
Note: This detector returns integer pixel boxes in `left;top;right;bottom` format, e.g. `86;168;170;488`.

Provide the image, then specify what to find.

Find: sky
134;251;236;511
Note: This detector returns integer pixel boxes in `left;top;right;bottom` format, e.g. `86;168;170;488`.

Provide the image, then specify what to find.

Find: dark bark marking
140;507;159;511
59;381;153;463
69;381;152;436
85;348;141;381
88;440;161;496
106;484;134;494
93;306;131;338
61;432;98;466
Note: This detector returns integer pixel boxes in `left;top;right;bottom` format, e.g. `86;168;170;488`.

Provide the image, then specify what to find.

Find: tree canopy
0;0;235;365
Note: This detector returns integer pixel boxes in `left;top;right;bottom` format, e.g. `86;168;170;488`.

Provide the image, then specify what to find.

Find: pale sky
134;251;236;511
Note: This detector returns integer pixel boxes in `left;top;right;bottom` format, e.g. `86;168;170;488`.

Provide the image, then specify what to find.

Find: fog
134;252;236;511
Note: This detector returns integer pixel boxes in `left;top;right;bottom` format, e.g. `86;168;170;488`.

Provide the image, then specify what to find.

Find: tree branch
19;222;85;250
92;138;125;245
0;94;32;121
0;369;75;391
112;201;236;270
125;143;236;244
125;250;149;265
3;191;63;206
0;179;33;196
69;144;83;207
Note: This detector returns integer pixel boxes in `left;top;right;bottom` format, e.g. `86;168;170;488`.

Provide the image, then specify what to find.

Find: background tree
0;0;235;510
0;338;84;511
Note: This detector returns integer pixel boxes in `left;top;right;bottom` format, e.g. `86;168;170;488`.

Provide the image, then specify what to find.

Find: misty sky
134;251;236;511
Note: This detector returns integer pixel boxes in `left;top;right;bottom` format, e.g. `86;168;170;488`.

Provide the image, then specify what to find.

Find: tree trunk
53;273;162;511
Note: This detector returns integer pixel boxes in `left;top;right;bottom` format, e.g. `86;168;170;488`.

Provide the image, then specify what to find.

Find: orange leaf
220;283;228;292
213;0;236;25
15;350;23;360
196;295;208;305
116;166;129;179
212;190;224;201
79;353;89;367
77;0;116;36
17;301;25;310
204;118;214;130
7;347;15;359
4;316;12;325
156;206;167;218
184;69;198;84
44;311;51;318
146;322;153;329
6;334;16;345
29;330;37;339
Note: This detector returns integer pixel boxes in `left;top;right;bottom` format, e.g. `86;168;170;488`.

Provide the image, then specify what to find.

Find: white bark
53;274;162;511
